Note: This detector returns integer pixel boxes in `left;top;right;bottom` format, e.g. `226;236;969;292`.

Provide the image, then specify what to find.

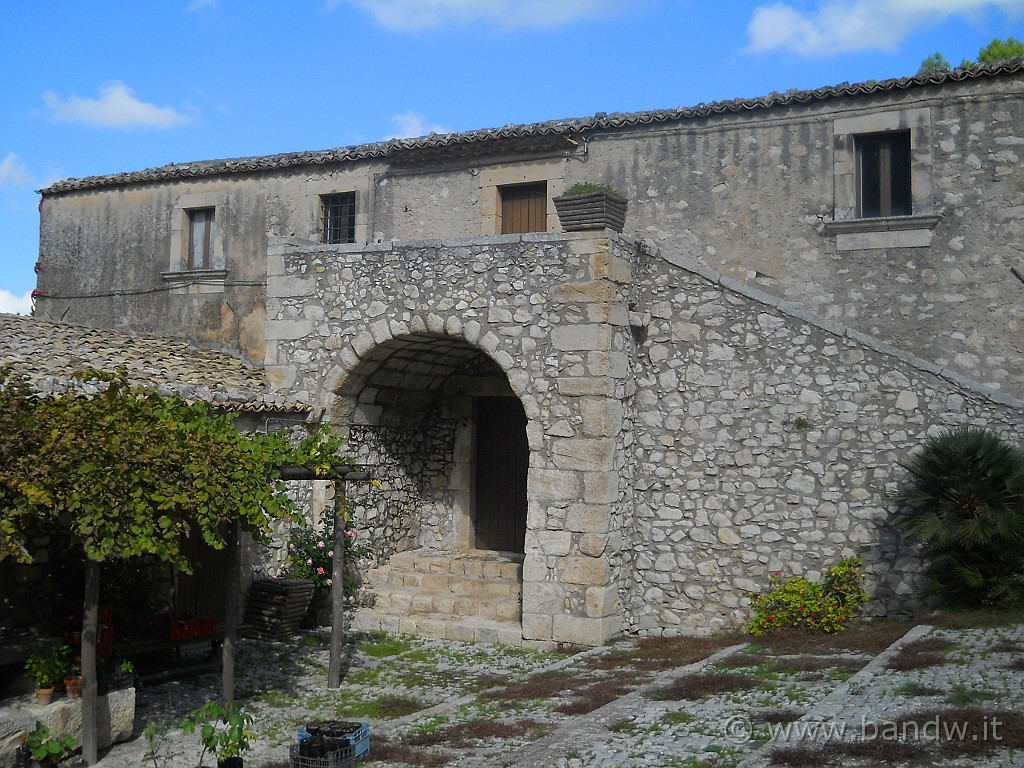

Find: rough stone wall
346;418;458;562
266;232;636;644
625;247;1024;635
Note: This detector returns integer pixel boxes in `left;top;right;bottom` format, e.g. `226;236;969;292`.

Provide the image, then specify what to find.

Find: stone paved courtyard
44;612;1024;767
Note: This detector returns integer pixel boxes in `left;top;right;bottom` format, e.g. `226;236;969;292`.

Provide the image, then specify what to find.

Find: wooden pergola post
221;518;241;702
276;465;369;689
328;484;346;689
81;560;101;765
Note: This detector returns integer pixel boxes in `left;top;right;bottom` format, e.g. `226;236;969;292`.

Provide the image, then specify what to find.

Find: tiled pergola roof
0;313;309;413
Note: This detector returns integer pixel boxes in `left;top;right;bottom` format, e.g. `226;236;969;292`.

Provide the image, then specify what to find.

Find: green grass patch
358;631;418;658
945;685;996;706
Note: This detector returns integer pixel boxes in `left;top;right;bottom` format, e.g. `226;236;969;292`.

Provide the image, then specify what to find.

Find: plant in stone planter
24;644;71;704
181;699;255;768
553;182;628;232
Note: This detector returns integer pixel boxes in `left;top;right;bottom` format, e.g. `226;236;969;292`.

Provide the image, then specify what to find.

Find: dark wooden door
500;182;547;234
475;397;528;553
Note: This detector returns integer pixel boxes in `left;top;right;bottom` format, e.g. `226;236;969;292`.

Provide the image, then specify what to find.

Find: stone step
369;567;522;598
387;549;523;579
358;549;526;644
351;609;527;647
371;587;522;622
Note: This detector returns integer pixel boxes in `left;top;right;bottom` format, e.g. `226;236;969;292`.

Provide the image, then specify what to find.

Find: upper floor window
500;182;547;234
321;192;356;244
858;131;912;218
187;208;215;269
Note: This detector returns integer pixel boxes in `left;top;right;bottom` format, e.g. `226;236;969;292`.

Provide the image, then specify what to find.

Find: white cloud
337;0;627;31
187;0;218;10
0;153;31;187
748;0;1024;56
387;111;449;139
0;289;33;316
43;82;194;129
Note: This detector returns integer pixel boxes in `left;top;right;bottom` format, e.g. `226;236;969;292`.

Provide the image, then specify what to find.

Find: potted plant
63;663;83;699
24;644;71;705
23;723;77;766
181;699;255;768
553;182;628;232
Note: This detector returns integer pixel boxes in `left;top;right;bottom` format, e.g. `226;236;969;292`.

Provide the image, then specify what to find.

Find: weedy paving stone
81;616;1024;768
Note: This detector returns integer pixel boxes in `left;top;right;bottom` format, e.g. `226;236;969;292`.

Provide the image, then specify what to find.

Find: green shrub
25;724;77;765
748;558;868;635
561;182;625;199
890;425;1024;608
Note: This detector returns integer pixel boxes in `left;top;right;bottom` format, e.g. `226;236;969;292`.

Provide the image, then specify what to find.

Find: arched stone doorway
332;333;530;642
267;232;631;646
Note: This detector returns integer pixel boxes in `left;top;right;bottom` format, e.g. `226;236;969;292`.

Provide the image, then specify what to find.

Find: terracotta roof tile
40;61;1024;196
0;313;309;413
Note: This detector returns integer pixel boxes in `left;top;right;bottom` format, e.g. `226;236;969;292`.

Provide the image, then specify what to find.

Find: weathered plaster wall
579;79;1024;398
39;74;1024;395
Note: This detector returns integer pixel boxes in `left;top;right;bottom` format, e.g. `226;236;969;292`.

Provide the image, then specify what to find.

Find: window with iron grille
187;207;215;269
857;131;912;218
321;192;356;244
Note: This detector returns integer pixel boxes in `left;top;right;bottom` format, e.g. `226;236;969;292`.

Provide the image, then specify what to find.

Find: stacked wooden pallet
244;578;314;640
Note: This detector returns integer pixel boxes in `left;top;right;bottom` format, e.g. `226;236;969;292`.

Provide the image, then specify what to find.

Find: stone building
32;63;1024;645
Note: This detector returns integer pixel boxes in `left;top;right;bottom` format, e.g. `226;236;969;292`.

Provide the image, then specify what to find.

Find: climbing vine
0;367;349;572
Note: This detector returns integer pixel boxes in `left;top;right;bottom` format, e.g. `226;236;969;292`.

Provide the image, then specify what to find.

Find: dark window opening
321;192;356;244
858;131;912;218
500;182;547;234
187;208;215;269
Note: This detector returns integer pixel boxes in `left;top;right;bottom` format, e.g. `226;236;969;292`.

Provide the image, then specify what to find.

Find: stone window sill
161;269;229;294
823;214;942;250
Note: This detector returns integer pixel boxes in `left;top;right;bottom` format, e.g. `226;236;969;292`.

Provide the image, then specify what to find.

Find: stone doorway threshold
351;548;526;646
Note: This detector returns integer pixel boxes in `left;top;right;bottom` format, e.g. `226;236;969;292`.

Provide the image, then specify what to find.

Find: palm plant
891;425;1024;607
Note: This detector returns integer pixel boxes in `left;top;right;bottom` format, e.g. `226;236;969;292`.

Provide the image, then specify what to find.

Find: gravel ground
64;613;1024;768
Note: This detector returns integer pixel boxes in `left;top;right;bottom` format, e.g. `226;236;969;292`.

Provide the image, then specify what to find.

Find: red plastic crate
170;620;192;641
191;616;217;638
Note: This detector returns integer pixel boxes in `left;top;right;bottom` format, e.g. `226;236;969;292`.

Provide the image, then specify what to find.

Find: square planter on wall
553;192;628;232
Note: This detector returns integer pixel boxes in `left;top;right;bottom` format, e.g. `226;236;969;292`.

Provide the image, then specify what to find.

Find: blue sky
2;0;1023;314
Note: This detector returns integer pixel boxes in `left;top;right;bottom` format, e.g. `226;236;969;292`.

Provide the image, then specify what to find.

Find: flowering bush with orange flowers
747;558;868;635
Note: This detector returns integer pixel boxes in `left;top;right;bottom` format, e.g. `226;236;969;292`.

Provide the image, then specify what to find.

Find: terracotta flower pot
35;687;54;705
64;677;83;699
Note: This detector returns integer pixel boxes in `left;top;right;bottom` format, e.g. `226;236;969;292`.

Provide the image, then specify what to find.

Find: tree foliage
891;425;1024;608
918;51;953;75
977;36;1024;65
918;37;1024;75
0;367;348;572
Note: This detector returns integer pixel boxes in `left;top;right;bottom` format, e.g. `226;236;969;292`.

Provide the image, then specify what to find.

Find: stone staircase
351;549;526;646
